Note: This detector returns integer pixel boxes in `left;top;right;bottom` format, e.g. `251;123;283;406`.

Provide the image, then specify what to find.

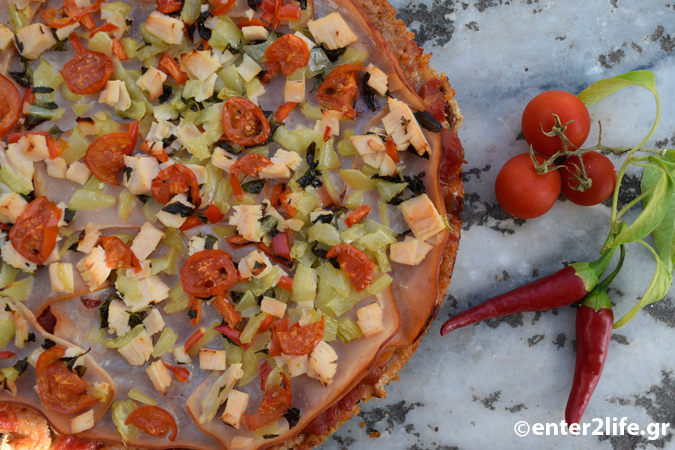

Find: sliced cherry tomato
209;0;236;15
89;23;119;38
214;324;250;349
179;216;204;232
419;79;447;124
162;362;190;383
63;0;106;22
264;34;310;76
0;74;21;140
317;64;364;120
385;137;399;163
151;164;202;207
274;102;297;122
271;232;292;260
112;39;129;61
221;98;271;147
229;154;273;201
156;0;183;13
188;296;202;327
277;4;302;21
180;249;238;297
0;351;15;359
203;204;225;223
9;197;61;265
226;234;255;248
522;90;591;157
213;294;241;328
36;347;99;415
40;0;104;28
242;374;292;431
278;276;293;291
345;205;372;228
561;151;617;206
326;244;374;291
100;236;141;271
158;54;188;85
125;405;177;442
260;60;280;84
184;327;205;354
61;35;114;95
273;317;324;356
84;121;139;185
495;153;561;219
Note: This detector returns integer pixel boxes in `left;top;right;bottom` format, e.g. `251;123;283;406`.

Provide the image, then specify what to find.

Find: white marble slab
323;1;675;449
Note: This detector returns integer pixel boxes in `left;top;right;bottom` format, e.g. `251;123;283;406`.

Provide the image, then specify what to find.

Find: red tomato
100;236;141;270
84;121;139;185
125;405;177;442
326;244;374;291
0;74;21;140
522;90;591;157
264;34;310;75
317;65;364;119
561;151;617;206
229;154;273;200
9;197;61;265
260;60;280;84
151;164;202;207
203;204;225;223
242;374;292;431
180;249;238;297
273;317;324;356
213;294;241;328
495;153;561;219
36;347;99;414
221;98;271;146
345;205;372;228
61;35;113;95
40;0;104;28
162;362;190;382
0;351;15;359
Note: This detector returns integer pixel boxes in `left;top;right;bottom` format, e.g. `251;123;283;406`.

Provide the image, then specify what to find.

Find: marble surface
322;1;675;449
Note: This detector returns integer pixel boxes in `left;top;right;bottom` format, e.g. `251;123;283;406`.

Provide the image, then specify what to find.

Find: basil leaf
578;70;656;106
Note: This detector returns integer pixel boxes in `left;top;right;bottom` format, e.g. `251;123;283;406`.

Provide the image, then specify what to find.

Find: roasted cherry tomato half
561;151;617;206
495;153;561;219
242;374;292;431
0;74;21;140
9;196;62;265
317;64;364;119
151;164;202;207
84;121;139;185
180;249;238;297
229;154;273;201
273;317;324;356
61;35;114;95
221;97;271;146
326;244;374;291
522;90;591;157
100;236;141;270
36;347;99;415
264;34;311;75
125;405;178;442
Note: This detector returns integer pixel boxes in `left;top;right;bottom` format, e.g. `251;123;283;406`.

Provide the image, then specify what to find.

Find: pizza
0;0;464;449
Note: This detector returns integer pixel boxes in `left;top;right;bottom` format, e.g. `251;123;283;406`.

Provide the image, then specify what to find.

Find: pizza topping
61;35;113;95
222;98;272;147
317;64;364;119
9;196;61;265
307;12;359;50
180;249;238;297
125;405;178;441
14;23;57;60
0;74;21;140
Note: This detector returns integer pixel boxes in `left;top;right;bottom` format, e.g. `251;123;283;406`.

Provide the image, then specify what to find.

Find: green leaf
578;70;656;106
609;160;675;248
642;150;675;271
613;241;672;328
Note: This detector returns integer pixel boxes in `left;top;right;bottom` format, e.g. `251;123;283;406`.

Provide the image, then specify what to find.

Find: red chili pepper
440;248;618;336
345;205;372;228
203;204;225;223
0;351;15;359
162;361;190;382
278;275;293;291
184;327;205;354
215;324;250;350
180;216;203;232
566;246;624;427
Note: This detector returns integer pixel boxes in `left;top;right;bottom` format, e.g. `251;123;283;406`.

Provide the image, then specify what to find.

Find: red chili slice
344;205;372;228
162;362;190;383
203;204;225;223
213;295;241;328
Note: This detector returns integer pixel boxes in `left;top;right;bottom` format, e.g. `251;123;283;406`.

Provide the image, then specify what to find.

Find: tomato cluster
495;91;617;219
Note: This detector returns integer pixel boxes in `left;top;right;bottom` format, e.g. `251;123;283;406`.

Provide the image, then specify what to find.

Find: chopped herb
310;73;324;93
8;71;30;88
225;41;244;55
297;143;323;189
12;358;28;377
321;44;346;62
241;179;267;194
312;213;334;224
255;348;269;356
362;73;379;112
125;18;133;26
414;110;443;133
371;173;403;183
158;85;172;104
98;294;117;329
204;235;218;250
229;292;244;305
162;202;195;218
299;0;307;9
262;435;279;439
162;135;177;148
140;67;149;74
217;141;244;155
63;208;76;223
127;310;148;328
39;101;59;110
196;212;209;224
284;407;301;429
197;10;213;41
253;261;265;271
26;332;35;343
137;194;151;204
53;40;68;51
49;125;64;140
401;116;410;134
247;0;261;11
406;145;429;160
187;305;199;320
23;116;48;131
59;348;91;372
312;246;328;258
76;365;87;377
20;192;34;202
122;167;133;182
186;23;196;40
4;304;10;311
32;86;53;94
404;172;426;196
328;256;340;269
41;338;56;349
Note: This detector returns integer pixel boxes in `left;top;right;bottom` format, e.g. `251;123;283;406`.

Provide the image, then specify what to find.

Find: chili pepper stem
570;245;619;293
583;245;625;312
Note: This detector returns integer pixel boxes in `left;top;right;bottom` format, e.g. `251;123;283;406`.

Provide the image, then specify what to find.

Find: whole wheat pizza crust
0;0;464;448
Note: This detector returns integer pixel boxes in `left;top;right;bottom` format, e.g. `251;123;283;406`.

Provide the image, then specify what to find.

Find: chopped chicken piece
99;80;131;112
118;328;154;366
1;143;35;193
284;354;309;378
294;31;316;49
12;310;29;350
285;78;305;103
357;302;384;338
237;250;273;279
49;262;74;294
307;12;358;50
0;193;27;223
70;410;94;434
382;97;431;155
76;246;111;290
15;23;56;60
241;26;269;41
181;50;221;81
211;148;237;173
143;309;165;336
314;110;343;137
136;67;168;100
155;193;194;229
18;134;49;162
228;205;263;242
200;349;227;371
379;154;397;177
260;297;287;318
108;299;131;336
173;344;192;365
399;194;446;242
1;241;36;273
77;222;100;254
307;340;338;386
66;161;92;185
145;11;184;44
220;390;249;429
0;25;13;51
389;236;433;265
259;149;302;179
366;63;389;97
130;222;165;260
236;54;262;83
45;157;67;179
146;360;171;394
123;156;160;196
175;119;202;146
